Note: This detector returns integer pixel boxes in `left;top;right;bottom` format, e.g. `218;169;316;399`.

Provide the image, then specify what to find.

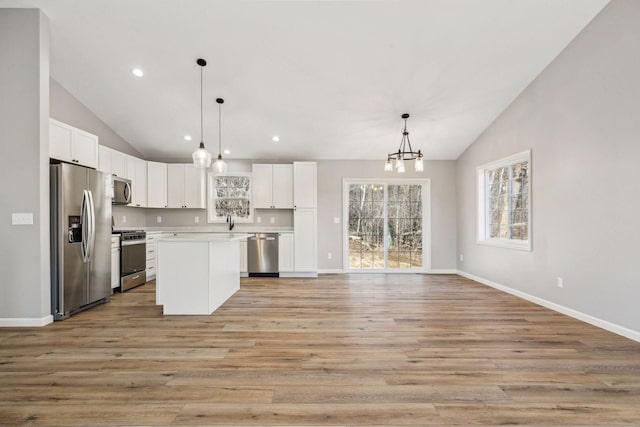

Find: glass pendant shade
193;142;212;169
384;158;393;172
415;156;424;172
396;158;405;173
213;154;228;175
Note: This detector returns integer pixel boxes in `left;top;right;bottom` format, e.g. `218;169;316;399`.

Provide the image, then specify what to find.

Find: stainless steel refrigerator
50;163;112;320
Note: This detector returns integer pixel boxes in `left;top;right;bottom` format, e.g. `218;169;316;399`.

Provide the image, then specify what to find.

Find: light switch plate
12;213;33;225
194;216;200;224
333;217;340;224
122;216;127;223
257;217;262;223
157;216;162;223
270;217;275;224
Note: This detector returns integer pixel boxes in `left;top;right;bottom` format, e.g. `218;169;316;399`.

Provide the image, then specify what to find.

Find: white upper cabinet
99;145;127;177
147;161;167;208
130;156;147;208
166;164;205;209
111;150;127;178
49;119;98;168
252;164;293;209
293;161;317;209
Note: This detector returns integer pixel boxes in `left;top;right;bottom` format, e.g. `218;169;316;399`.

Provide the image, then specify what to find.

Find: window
344;179;430;271
477;150;531;250
207;173;253;223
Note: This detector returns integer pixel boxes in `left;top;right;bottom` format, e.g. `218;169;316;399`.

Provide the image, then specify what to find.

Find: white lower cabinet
111;236;120;290
294;208;317;272
278;233;294;272
146;233;162;281
239;239;248;276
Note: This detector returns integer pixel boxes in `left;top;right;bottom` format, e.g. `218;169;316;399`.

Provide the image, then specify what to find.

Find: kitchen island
155;233;253;315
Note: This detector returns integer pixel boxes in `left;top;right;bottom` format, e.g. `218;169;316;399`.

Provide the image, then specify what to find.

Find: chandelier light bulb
396;159;405;173
384;159;393;172
415;155;424;172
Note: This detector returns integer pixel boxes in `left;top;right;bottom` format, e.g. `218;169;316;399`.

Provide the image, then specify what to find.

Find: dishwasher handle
250;236;276;241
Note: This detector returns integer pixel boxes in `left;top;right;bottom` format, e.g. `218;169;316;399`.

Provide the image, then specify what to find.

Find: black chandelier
384;113;424;173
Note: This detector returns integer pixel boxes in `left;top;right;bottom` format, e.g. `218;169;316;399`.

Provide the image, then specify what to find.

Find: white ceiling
2;0;609;161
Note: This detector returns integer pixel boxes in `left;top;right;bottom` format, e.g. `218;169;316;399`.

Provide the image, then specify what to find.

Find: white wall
456;0;640;333
318;160;457;271
0;9;51;325
50;78;142;157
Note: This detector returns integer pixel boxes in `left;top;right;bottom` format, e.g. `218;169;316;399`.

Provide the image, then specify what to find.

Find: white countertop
157;233;254;242
118;226;293;234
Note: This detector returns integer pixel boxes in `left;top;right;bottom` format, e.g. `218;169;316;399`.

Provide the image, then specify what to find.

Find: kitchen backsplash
112;206;293;228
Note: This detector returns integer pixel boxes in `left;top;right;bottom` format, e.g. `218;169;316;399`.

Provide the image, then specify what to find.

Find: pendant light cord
200;66;203;144
218;102;222;155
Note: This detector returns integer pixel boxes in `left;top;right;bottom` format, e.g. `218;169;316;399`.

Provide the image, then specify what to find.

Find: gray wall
456;0;640;332
0;9;51;321
318;160;457;271
50;79;142;157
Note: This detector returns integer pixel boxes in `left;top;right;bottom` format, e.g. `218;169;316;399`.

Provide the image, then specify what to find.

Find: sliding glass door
345;180;429;272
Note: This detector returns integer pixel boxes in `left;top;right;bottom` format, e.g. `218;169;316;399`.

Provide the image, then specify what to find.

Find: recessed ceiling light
272;136;280;142
184;135;192;141
223;149;231;155
131;68;144;77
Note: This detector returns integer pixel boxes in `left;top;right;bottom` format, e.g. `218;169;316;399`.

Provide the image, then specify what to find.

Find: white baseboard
426;269;458;274
0;315;53;328
457;270;640;343
318;269;344;274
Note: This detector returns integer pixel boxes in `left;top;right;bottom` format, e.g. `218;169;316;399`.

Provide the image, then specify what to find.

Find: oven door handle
121;240;146;247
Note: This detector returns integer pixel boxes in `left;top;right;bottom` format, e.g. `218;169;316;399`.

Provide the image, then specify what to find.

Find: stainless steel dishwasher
247;233;279;277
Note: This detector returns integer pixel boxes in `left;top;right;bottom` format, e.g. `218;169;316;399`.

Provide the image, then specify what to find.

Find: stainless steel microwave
112;176;132;205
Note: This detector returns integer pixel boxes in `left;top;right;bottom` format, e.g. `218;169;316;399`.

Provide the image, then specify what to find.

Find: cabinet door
293;162;317;208
147;161;167;208
278;233;294;272
167;164;185;208
272;164;293;208
98;146;112;173
252;164;273;208
74;129;99;168
134;157;147;207
111;247;120;289
49;119;74;163
294;208;317;272
184;165;205;208
239;240;248;273
111;150;127;177
126;155;136;206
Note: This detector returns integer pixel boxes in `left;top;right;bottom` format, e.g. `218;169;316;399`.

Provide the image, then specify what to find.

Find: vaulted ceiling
2;0;609;161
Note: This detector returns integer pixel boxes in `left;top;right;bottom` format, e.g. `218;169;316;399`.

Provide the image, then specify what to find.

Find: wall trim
0;315;53;328
457;270;640;343
318;269;344;274
426;269;458;274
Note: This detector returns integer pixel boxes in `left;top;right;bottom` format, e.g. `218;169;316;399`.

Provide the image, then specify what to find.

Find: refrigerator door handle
86;190;96;262
80;190;89;263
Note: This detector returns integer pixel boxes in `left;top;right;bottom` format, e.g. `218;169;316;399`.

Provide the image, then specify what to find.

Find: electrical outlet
11;213;33;225
460;254;464;262
157;216;162;224
257;217;262;223
557;277;563;288
328;252;333;260
194;216;199;224
270;217;275;224
333;217;340;224
122;216;127;224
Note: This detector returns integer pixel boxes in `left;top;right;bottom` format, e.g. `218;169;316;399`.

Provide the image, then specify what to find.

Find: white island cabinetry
156;234;252;315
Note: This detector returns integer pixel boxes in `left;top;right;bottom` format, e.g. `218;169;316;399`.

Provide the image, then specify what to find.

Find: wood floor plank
1;274;639;426
173;403;442;426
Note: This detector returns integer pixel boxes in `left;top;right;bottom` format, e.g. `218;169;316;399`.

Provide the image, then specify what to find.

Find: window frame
207;172;254;223
477;149;532;251
342;178;431;273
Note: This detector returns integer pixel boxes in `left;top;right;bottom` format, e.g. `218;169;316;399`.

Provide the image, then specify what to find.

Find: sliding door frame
342;178;431;273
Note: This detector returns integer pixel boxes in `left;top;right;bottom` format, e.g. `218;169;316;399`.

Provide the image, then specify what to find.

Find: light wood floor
1;274;640;426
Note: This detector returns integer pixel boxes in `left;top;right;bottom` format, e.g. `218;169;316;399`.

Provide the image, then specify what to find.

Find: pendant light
213;98;228;175
384;113;424;173
192;58;212;168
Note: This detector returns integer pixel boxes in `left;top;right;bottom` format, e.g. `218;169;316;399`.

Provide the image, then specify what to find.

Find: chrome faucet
226;214;235;231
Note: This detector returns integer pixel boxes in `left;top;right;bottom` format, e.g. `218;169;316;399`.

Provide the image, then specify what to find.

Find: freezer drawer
247;233;279;277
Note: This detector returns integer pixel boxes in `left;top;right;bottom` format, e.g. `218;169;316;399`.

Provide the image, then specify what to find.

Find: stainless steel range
116;230;146;291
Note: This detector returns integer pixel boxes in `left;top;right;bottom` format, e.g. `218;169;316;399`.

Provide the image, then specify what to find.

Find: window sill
477;239;531;252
